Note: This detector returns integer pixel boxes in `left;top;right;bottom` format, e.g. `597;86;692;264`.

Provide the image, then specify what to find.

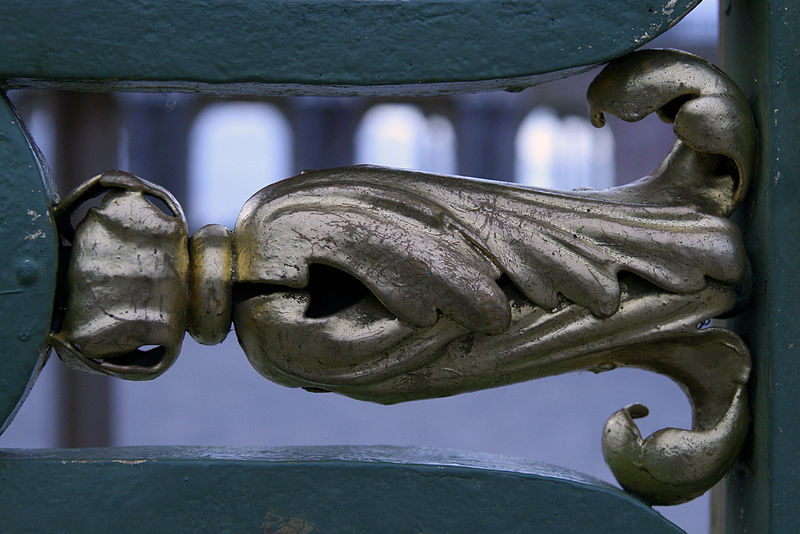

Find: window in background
355;104;456;175
187;102;292;230
515;107;615;190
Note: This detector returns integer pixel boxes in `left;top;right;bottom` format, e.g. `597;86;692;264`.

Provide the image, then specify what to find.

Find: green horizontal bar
0;0;699;95
0;446;683;532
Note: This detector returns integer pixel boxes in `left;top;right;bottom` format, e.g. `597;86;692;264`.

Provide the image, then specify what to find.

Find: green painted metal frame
0;0;699;95
0;446;684;533
0;1;756;532
0;96;58;436
721;1;800;532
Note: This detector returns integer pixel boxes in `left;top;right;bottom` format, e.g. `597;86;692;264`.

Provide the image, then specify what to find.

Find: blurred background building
0;1;720;531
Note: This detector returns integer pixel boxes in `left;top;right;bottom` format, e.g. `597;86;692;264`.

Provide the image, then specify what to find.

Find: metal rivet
16;259;38;285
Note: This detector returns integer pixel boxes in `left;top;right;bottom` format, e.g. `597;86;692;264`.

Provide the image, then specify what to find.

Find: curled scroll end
587;49;755;215
603;387;749;506
671;92;755;209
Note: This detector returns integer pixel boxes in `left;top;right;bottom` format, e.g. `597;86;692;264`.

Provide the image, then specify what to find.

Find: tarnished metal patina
49;49;755;505
187;224;233;346
50;172;189;380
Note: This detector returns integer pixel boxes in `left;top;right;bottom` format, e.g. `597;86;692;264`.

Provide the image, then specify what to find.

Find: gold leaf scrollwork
50;49;755;505
232;50;754;505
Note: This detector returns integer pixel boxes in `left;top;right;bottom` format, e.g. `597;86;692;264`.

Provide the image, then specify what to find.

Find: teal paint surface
0;96;58;435
0;0;699;95
0;446;684;533
722;0;800;532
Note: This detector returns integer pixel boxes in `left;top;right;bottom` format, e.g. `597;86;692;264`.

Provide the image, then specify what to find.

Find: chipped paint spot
774;171;782;185
24;229;45;240
634;21;663;44
111;459;150;465
662;0;678;17
262;511;317;534
26;209;41;221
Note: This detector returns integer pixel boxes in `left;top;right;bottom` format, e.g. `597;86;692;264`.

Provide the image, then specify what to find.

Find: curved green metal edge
0;0;699;96
0;445;684;533
0;95;58;434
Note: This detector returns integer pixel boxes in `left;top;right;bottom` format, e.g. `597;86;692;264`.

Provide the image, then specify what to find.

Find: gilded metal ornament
187;224;233;346
48;49;755;505
50;172;189;380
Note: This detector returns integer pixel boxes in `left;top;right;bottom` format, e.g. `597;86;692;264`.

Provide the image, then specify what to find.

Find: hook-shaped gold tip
588;49;755;216
601;329;750;505
604;388;748;505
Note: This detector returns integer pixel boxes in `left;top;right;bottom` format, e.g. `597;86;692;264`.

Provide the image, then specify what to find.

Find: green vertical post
721;0;800;532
